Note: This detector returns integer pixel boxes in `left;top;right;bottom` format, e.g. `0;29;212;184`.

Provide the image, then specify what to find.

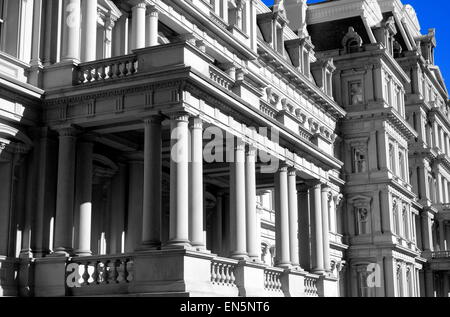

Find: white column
440;220;446;251
131;1;146;50
311;182;325;274
275;165;291;268
214;193;223;255
61;0;81;62
30;0;43;65
53;128;77;255
112;14;129;57
230;138;247;259
245;146;259;260
288;168;300;267
75;141;93;256
145;6;159;47
141;116;163;248
189;118;205;249
81;0;97;61
168;113;190;247
322;186;331;272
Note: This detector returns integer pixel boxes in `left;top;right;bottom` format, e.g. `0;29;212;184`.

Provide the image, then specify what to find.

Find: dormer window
341;27;363;54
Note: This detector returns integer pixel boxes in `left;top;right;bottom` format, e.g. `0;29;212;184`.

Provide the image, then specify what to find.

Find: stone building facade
0;0;448;297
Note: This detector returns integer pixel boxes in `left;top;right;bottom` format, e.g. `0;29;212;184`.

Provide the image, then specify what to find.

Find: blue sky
262;0;450;91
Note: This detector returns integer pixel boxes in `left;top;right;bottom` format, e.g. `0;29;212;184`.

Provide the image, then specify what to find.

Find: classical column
189;118;205;249
113;14;129;56
440;219;446;251
61;0;81;62
109;162;127;254
311;182;325;274
245;146;259;260
167;113;190;247
275;165;291;268
141;116;163;248
30;0;43;66
322;186;331;272
74;140;93;256
214;193;223;255
125;159;144;253
443;272;450;297
53;128;77;255
81;0;97;61
0;158;14;256
230;138;247;259
145;6;159;47
43;0;53;65
297;184;310;270
288;168;300;267
131;1;146;50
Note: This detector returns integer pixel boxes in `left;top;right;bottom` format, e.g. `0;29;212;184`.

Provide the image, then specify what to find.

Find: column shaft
53;128;77;254
75;141;93;256
131;1;146;50
168;114;190;247
81;0;97;61
230;139;247;259
189;118;204;249
214;193;223;255
145;7;159;47
245;147;259;260
322;187;331;272
275;165;290;268
61;0;81;62
311;183;324;273
288;168;300;267
142;116;163;248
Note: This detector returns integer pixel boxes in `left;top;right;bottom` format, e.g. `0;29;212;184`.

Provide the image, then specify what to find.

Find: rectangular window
389;143;396;174
352;147;367;173
349;81;363;105
399;150;405;180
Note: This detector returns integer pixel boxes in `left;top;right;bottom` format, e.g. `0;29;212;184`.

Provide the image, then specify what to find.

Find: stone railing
66;254;134;288
209;65;234;91
431;250;450;259
260;102;278;119
210;257;238;287
75;54;139;85
263;268;283;292
304;274;319;297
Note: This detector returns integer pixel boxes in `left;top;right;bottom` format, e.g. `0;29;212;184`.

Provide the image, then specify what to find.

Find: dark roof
307;16;370;52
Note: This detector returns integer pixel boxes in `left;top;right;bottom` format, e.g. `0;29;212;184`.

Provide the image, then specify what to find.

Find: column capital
143;114;164;125
304;179;322;189
287;167;297;177
170;112;190;122
189;117;203;129
321;184;331;193
131;0;147;9
56;126;81;137
245;144;257;156
147;5;159;17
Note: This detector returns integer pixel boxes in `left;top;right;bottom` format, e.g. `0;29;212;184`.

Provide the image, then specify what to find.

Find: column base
49;247;74;257
230;252;249;261
275;262;292;269
138;240;162;251
74;250;92;257
163;240;192;250
313;269;326;275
